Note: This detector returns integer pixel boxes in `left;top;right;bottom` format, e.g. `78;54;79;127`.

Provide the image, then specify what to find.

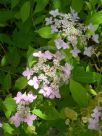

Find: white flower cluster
45;9;99;57
23;51;72;99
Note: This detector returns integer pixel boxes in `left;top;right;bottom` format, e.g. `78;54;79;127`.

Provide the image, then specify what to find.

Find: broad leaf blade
20;1;30;23
15;77;27;90
69;80;89;106
86;11;102;25
72;67;102;83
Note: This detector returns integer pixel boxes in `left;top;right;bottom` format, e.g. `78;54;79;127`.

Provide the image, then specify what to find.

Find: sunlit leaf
15;76;27;90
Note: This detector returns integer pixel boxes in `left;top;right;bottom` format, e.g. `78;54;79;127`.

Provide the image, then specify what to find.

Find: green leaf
20;1;30;23
34;0;49;13
0;33;12;45
11;0;20;8
3;96;16;118
0;10;15;25
53;0;61;9
3;123;14;134
32;109;48;120
69;79;89;106
86;11;102;25
32;107;60;120
2;73;11;92
71;0;83;12
1;55;8;66
7;47;20;67
37;26;54;39
15;76;27;90
12;22;34;49
27;47;37;67
72;67;102;83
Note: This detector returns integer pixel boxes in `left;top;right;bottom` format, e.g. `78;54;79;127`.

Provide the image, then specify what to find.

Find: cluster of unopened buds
88;106;102;130
45;9;99;57
10;92;37;127
23;50;72;99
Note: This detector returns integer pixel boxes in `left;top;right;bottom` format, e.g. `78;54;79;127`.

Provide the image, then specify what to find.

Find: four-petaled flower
55;38;69;49
92;34;99;43
22;67;33;80
49;9;59;17
28;76;39;89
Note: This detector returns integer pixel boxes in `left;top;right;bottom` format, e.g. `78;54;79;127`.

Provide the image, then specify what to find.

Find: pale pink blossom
43;51;53;60
87;23;95;31
92;34;99;43
23;113;37;126
45;17;53;25
49;9;60;17
33;51;43;58
70;8;79;21
51;25;58;33
39;85;61;99
10;92;37;127
10;112;37;127
54;51;65;61
55;38;69;49
83;46;93;57
10;112;21;127
88;106;102;130
70;48;81;57
28;76;39;89
63;63;72;77
33;51;53;60
14;92;37;104
22;67;33;80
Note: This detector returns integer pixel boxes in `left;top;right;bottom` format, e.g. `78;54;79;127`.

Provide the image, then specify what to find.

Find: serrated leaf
15;77;27;90
3;96;16;118
69;80;89;106
37;26;54;39
3;123;14;134
20;1;30;23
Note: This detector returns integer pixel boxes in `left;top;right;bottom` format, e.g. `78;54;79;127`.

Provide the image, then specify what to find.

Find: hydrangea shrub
0;0;102;136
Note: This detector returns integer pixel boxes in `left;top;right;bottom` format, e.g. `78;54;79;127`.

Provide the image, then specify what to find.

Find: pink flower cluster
22;51;72;99
45;9;99;58
88;106;102;130
10;92;37;127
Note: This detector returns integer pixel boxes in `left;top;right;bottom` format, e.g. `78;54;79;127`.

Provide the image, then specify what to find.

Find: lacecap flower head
10;92;37;127
23;51;72;99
